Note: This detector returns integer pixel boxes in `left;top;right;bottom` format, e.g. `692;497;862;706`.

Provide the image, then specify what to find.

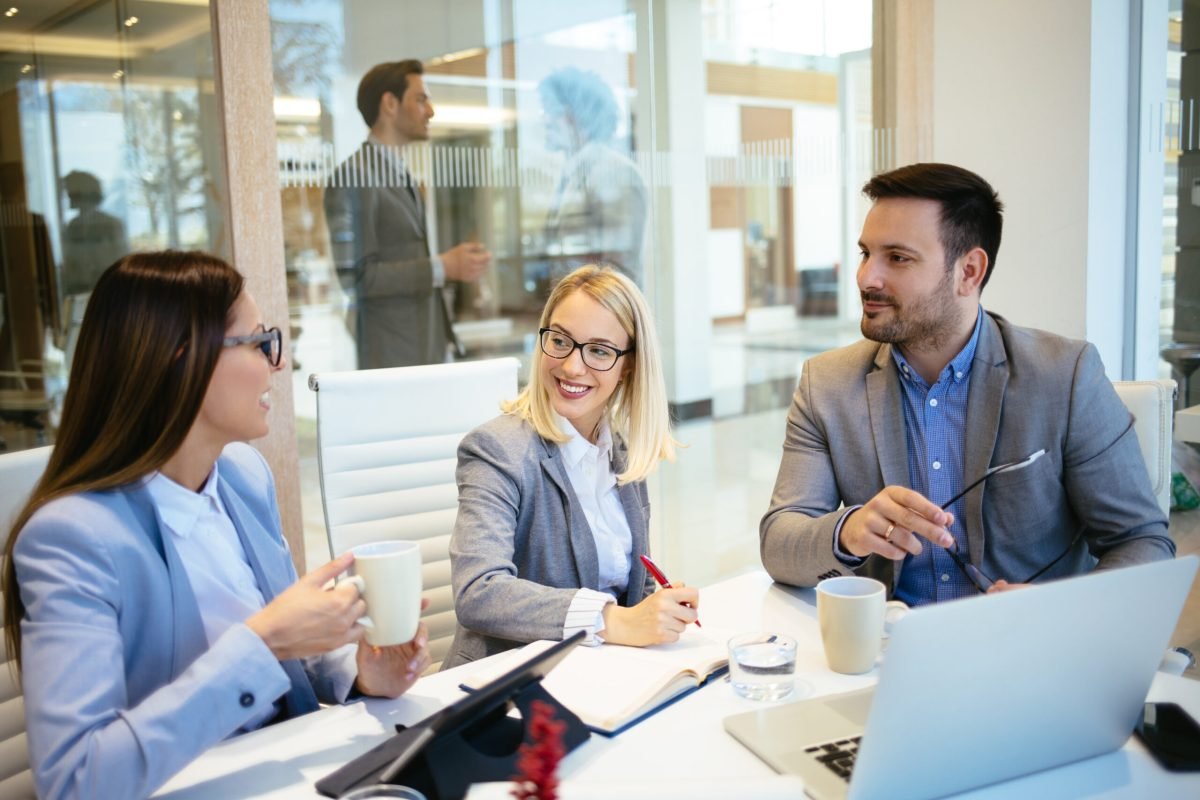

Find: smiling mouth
556;378;592;397
259;391;271;410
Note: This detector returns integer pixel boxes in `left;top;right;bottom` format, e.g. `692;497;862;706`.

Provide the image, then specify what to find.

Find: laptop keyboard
804;736;861;781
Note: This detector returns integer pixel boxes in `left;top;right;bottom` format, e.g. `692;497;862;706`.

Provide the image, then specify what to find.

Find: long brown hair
2;250;244;668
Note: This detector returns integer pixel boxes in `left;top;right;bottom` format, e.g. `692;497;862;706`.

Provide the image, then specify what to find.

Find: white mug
344;540;423;647
816;576;906;674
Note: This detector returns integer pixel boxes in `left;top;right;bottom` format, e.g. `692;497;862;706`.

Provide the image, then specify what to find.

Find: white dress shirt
555;414;633;644
144;464;276;728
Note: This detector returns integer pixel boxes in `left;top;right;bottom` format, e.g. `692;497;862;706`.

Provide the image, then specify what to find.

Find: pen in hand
639;554;702;628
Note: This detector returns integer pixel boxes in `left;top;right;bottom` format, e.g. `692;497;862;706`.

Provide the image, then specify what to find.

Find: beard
860;267;963;353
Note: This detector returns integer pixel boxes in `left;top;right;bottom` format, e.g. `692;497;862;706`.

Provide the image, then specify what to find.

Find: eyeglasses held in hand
538;327;633;372
223;327;283;366
935;449;1079;594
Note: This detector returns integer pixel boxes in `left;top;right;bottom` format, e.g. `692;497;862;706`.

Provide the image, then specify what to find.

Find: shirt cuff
833;505;868;566
564;588;616;646
431;254;445;287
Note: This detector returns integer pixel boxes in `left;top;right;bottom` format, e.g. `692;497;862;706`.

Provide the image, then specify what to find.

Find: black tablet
316;630;587;798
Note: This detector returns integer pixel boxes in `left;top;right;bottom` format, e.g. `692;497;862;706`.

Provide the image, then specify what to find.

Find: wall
930;0;1134;377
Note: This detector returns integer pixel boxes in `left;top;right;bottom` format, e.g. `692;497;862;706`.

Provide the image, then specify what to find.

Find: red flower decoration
510;700;567;800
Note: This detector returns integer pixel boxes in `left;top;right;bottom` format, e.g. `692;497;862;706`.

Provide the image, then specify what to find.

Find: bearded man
759;163;1173;603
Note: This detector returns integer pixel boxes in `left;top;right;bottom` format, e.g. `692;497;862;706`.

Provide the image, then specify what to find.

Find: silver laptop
724;555;1198;800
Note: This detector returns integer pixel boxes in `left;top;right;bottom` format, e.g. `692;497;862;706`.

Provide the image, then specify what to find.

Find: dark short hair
862;163;1004;289
356;60;424;127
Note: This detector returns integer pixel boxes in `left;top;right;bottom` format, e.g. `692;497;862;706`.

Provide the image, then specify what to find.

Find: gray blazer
760;311;1175;591
324;141;457;368
444;414;655;669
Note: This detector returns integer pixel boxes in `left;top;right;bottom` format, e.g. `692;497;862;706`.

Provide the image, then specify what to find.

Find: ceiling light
4;7;17;17
19;63;31;73
273;95;321;121
428;47;485;66
124;16;138;27
113;69;124;79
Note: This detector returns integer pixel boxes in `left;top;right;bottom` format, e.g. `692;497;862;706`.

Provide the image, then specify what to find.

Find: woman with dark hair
2;251;430;800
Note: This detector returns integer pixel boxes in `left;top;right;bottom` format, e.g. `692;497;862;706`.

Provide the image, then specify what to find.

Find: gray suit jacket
760;312;1174;591
444;413;655;669
324;141;456;368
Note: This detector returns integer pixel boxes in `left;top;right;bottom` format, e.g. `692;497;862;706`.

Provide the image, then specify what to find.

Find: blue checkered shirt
891;309;984;606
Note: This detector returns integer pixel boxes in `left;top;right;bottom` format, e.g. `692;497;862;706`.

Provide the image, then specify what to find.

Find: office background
0;0;1196;667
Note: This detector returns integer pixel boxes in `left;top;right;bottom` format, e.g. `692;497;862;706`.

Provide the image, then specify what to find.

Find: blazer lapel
216;480;289;601
359;141;426;237
865;345;911;591
217;472;319;717
124;485;208;677
539;439;601;590
612;439;650;603
962;314;1009;566
866;345;909;489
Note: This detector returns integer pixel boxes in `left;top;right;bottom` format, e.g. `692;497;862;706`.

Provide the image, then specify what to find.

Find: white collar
144;462;223;540
366;134;409;167
555;413;613;469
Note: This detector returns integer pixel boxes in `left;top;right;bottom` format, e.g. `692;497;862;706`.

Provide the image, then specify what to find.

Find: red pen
639;553;702;627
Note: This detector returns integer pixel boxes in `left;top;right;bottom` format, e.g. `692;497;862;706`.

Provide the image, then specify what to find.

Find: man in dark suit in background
324;60;491;368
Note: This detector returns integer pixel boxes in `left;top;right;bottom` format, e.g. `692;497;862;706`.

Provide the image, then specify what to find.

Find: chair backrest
0;445;52;800
309;358;519;670
1112;379;1175;517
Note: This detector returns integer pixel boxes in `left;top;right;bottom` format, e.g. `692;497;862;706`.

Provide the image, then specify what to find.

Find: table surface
154;571;1200;800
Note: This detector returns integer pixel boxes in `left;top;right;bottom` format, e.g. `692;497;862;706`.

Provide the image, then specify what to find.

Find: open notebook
461;626;732;735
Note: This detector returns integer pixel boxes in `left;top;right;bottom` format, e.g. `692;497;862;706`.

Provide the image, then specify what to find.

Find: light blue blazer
14;443;356;800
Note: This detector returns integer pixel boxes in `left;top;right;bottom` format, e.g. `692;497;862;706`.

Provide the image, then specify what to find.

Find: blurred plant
510;700;566;800
270;1;339;99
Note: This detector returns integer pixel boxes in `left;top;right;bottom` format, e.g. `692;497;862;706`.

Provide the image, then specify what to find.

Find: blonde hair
504;265;676;483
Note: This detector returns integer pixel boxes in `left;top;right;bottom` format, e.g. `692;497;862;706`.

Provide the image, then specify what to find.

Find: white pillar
634;0;713;416
930;0;1137;378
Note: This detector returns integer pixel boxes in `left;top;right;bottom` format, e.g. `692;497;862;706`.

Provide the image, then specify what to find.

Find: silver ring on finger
884;523;896;542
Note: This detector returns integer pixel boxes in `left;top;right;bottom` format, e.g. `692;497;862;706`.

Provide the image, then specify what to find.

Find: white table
155;571;1200;799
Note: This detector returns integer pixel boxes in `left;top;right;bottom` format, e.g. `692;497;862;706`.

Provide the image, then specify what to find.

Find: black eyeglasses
223;327;282;366
935;449;1069;594
538;327;633;372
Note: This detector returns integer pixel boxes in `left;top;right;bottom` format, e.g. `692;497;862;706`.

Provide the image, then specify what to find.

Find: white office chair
309;358;520;671
1112;379;1175;518
0;445;52;800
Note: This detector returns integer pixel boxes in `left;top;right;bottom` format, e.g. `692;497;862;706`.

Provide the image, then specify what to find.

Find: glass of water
728;632;798;701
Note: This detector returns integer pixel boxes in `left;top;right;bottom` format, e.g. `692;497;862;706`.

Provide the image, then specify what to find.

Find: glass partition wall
268;0;875;581
0;0;227;452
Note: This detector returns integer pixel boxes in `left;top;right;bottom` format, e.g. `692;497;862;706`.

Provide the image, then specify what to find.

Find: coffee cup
816;576;906;674
344;540;422;647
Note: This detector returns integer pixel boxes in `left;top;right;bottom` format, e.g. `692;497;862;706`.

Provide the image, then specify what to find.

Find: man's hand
246;553;366;661
840;486;955;560
441;242;491;282
601;585;699;647
986;580;1031;594
354;599;432;698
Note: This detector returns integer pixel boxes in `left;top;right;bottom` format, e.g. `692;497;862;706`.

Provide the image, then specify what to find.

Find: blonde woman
444;265;692;669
